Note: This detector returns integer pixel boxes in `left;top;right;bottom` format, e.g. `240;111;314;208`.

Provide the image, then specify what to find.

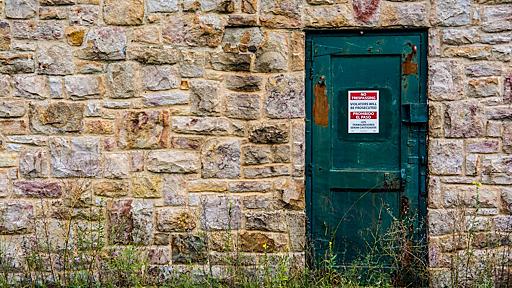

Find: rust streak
313;82;329;127
402;47;418;75
353;0;380;23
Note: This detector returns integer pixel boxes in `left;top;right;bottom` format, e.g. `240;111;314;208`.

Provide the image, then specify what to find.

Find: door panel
306;32;427;265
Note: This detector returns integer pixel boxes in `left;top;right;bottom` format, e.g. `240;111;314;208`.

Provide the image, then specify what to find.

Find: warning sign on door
348;90;379;134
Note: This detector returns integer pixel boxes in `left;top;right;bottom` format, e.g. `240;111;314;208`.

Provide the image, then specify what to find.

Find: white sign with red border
348;90;379;134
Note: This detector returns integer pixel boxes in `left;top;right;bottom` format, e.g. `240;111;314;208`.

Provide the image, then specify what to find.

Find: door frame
304;29;429;263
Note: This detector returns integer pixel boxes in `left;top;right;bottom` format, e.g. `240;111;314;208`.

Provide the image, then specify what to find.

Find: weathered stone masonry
0;0;511;285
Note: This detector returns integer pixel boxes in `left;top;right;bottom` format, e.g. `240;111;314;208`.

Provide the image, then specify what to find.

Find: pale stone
106;62;140;99
131;26;161;45
103;0;144;26
228;180;272;192
39;6;68;20
77;27;127;60
147;0;178;12
304;4;354;27
5;0;37;19
49;137;101;177
147;150;200;173
243;164;290;178
0;75;12;97
0;201;33;234
190;79;220;115
226;93;260;120
29;102;84;134
0;100;26;118
429;139;464;175
276;177;304;209
156;208;196;232
11;20;64;40
143;91;189;107
0;153;17;167
103;153;130;179
466;139;500;154
242;0;256;13
254;31;288;73
442;28;479;45
260;0;301;28
36;43;74;75
162;175;187;206
431;0;471;26
69;5;99;26
428;59;464;101
127;44;181;64
162;14;225;48
64;75;104;100
443;45;492;60
202;139;241;179
117;110;169;149
465;63;502;77
0;171;9;197
200;195;241;230
222;27;263;52
467;77;500;98
265;74;304;119
444;100;485;138
49;76;64;99
171;116;242;136
180;50;205;78
481;5;512;33
93;180;129;197
14;75;48;100
19;148;50;178
131;173;162;198
142;65;180;91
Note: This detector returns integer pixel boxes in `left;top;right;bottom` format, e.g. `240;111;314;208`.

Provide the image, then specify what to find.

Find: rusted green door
305;31;427;264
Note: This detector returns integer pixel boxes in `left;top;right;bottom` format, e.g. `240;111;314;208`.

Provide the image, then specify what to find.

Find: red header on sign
350;112;378;119
349;91;378;100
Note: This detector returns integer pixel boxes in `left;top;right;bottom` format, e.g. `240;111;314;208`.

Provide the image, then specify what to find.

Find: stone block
202;139;241;179
444;100;485;138
0;100;26;118
243;145;272;165
0;75;12;97
36;43;74;75
49;137;101;177
14;75;48;100
156;208;196;232
0;21;11;50
64;75;104;100
466;139;500;154
227;180;272;193
171;116;243;136
275;178;304;209
254;32;288;73
142;65;180;91
39;6;68;20
239;231;287;252
162;14;225;48
224;75;262;92
465;63;502;78
93;180;129;197
162;175;187;206
190;79;221;115
147;150;200;173
225;93;260;120
429;139;464;175
13;180;61;198
19;148;49;178
143;91;189;107
131;173;162;198
106;62;140;99
117;110;170;149
304;4;353;28
200;195;241;230
127;44;181;64
77;27;126;60
147;0;179;12
0;201;33;234
171;234;207;264
265;74;304;119
467;77;500;98
209;52;251;72
69;5;99;26
260;0;301;28
428;59;464;101
5;0;37;19
481;5;512;33
0;119;28;135
431;0;470;26
243;164;290;178
104;0;144;25
244;212;287;232
107;199;153;245
0;153;18;167
0;52;34;74
29;102;84;134
249;122;289;144
11;20;64;40
102;153;130;179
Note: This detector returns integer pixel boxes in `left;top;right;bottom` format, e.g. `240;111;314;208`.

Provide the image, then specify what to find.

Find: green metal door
306;31;427;265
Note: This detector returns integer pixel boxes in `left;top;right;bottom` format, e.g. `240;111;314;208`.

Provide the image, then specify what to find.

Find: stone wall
0;0;511;285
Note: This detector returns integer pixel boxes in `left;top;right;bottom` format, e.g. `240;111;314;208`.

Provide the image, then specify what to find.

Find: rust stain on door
313;82;329;127
402;45;418;75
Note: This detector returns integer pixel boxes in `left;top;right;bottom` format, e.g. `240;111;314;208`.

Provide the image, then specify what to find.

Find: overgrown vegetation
0;182;510;287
